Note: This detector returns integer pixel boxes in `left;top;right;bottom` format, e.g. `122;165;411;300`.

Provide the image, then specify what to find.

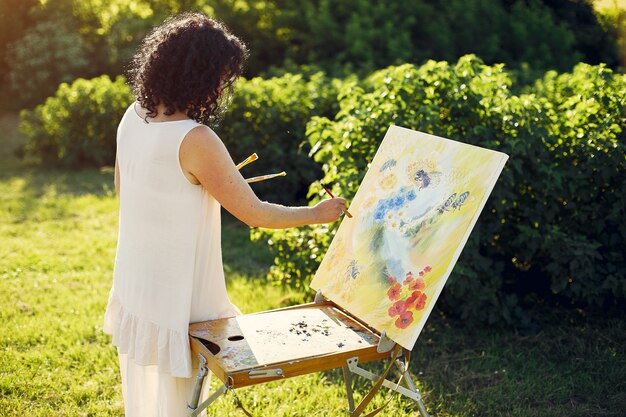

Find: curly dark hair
128;12;248;124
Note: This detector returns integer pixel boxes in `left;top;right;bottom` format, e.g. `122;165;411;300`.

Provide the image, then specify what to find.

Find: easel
187;293;430;416
186;127;507;416
187;151;429;415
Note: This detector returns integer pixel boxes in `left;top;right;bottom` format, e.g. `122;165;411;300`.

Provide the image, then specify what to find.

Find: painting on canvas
310;126;508;349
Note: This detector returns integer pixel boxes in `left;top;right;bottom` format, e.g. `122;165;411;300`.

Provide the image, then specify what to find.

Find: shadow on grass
0;167;115;223
221;210;275;278
2;162;275;279
0;166;115;195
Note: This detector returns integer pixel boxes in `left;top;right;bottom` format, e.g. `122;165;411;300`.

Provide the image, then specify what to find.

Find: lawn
0;113;624;416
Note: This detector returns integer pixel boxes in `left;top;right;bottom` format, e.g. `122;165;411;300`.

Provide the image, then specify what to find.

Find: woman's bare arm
179;125;346;229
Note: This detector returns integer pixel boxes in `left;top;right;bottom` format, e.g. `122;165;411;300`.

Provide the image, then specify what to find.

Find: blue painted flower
406;190;417;201
393;195;405;208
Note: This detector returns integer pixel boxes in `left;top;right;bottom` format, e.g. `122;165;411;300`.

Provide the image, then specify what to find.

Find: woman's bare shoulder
180;125;233;181
186;124;225;147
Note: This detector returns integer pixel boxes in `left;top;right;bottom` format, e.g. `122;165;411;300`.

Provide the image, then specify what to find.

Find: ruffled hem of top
103;296;192;378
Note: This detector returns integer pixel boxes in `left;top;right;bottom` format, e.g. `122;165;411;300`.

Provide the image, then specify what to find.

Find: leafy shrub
259;56;626;325
218;72;344;204
529;63;626;306
18;71;340;200
19;76;133;167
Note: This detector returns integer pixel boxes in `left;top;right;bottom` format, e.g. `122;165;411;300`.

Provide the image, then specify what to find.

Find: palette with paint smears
189;301;388;388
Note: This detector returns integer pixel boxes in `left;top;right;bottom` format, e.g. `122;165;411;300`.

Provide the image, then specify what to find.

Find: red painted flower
409;278;425;292
388;300;407;317
395;310;414;329
424;265;432;273
387;283;402;301
387;276;397;284
404;291;420;309
418;271;425;277
415;292;427;311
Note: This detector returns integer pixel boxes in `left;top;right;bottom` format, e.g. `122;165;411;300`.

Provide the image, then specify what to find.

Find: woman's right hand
312;197;348;223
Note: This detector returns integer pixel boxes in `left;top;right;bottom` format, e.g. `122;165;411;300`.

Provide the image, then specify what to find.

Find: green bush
19;75;133;167
218;72;344;204
258;56;626;325
529;63;626;306
18;71;340;201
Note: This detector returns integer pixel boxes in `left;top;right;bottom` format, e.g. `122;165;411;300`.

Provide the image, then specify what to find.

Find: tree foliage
0;0;38;93
6;17;92;108
0;0;621;108
244;0;616;77
0;0;213;108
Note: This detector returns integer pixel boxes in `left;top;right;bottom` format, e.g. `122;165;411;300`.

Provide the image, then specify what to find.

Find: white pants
118;352;209;417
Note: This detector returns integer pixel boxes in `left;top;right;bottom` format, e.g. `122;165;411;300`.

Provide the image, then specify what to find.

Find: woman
103;12;346;417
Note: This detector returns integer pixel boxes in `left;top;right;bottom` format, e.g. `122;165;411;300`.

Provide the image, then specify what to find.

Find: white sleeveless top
104;104;239;378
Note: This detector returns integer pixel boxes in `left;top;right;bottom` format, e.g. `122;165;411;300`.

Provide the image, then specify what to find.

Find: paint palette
189;301;389;388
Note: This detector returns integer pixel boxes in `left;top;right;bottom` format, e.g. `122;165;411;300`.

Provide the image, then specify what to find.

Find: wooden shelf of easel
189;300;392;389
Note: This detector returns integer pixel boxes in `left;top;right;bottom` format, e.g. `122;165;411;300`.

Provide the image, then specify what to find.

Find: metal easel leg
395;359;430;417
188;384;228;417
187;354;229;417
347;357;431;417
188;355;209;413
341;365;356;413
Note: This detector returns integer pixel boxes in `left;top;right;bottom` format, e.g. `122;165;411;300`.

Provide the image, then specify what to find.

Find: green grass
1;117;625;416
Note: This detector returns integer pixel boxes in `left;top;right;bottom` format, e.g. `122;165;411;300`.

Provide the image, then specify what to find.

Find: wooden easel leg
341;365;356;413
395;360;430;417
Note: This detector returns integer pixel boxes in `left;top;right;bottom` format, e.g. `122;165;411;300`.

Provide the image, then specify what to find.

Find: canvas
311;126;508;349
